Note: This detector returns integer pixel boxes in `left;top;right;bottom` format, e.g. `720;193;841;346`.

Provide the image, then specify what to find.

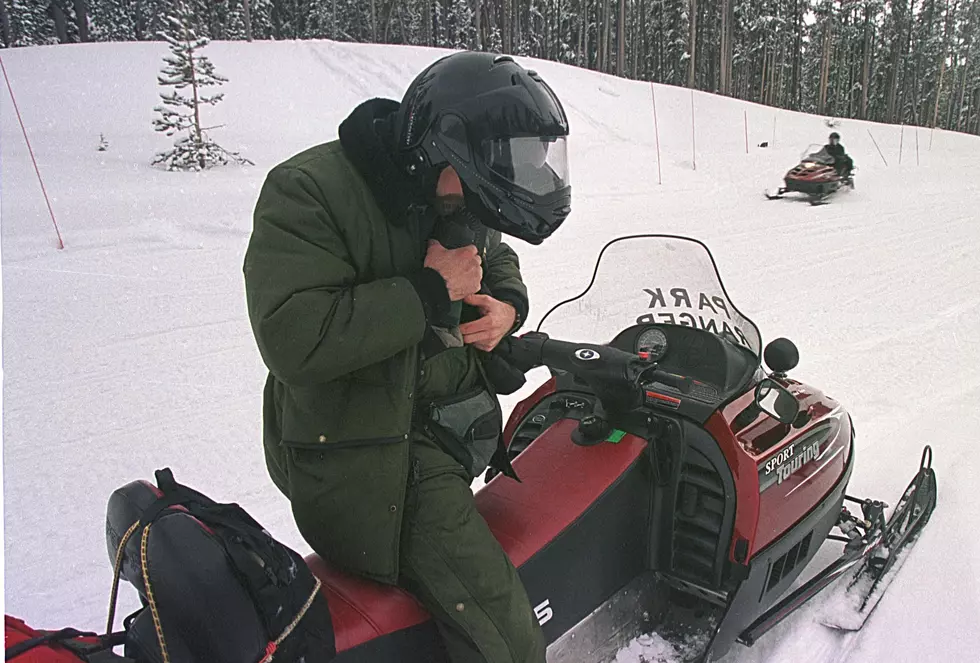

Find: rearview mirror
755;378;799;425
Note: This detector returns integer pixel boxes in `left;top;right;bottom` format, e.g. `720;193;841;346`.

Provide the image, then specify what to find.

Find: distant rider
824;132;854;178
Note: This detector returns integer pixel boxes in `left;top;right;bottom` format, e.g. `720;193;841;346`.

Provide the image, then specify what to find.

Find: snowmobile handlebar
498;332;690;410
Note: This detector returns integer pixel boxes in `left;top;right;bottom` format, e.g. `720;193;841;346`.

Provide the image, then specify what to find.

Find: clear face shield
483;136;570;196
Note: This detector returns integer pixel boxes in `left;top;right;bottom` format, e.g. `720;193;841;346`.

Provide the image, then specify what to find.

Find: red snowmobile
766;144;855;205
14;236;934;663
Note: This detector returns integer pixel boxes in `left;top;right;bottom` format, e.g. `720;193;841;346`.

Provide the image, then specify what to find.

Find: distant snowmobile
766;144;855;205
8;236;936;663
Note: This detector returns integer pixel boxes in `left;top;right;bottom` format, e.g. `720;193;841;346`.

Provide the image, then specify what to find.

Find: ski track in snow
3;40;980;663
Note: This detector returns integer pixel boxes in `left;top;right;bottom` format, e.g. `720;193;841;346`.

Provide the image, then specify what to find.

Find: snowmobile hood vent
671;452;727;588
765;530;813;594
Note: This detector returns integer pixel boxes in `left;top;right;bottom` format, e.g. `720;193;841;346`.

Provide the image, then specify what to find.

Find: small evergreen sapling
151;2;251;171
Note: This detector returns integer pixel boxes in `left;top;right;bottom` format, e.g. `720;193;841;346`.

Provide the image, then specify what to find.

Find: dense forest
2;1;979;135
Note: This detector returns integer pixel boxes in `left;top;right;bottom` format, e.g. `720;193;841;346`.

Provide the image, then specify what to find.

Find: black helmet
829;132;840;141
394;52;571;245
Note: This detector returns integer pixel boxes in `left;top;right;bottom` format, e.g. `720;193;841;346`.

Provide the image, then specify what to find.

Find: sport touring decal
758;422;837;493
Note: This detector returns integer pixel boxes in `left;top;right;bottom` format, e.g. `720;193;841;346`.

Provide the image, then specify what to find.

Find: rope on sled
257;576;323;663
106;519;174;663
141;523;171;663
106;521;140;633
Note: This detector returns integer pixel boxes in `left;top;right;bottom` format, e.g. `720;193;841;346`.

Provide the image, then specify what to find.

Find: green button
605;429;626;443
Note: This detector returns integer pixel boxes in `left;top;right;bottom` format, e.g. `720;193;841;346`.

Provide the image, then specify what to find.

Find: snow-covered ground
3;40;979;662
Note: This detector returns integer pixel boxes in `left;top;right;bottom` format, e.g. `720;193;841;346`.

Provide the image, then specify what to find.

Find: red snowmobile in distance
95;236;933;663
766;144;855;205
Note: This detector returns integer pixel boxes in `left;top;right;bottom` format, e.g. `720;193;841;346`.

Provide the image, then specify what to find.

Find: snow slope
3;40;980;662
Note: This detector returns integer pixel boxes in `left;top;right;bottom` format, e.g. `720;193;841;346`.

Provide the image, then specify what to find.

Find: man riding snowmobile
243;51;571;663
824;132;854;178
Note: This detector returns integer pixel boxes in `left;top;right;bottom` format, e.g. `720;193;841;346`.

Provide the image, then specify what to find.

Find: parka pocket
280;378;412;448
424;388;502;480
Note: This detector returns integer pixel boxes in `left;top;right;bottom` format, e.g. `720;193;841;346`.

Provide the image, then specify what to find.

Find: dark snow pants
397;433;546;663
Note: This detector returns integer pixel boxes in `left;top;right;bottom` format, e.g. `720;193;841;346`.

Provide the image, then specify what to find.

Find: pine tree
10;0;57;46
89;0;136;41
228;0;249;39
151;1;250;171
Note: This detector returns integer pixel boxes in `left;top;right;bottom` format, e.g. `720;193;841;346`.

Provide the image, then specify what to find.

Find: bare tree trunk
134;0;143;40
73;0;88;41
617;0;625;75
0;0;10;47
583;0;590;67
242;0;253;41
768;43;779;105
860;3;873;119
957;44;973;131
777;41;788;106
933;56;947;126
957;1;980;130
688;0;697;88
658;0;666;80
818;15;833;114
380;0;397;42
472;0;482;49
932;0;955;125
896;0;918;123
886;0;907;122
49;1;69;42
603;0;611;72
514;0;522;53
596;0;604;71
719;0;731;95
791;0;803;109
633;0;643;78
397;1;406;42
758;44;765;103
370;0;377;41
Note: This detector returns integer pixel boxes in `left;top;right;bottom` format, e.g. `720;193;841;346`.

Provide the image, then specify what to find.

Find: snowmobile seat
307;417;648;653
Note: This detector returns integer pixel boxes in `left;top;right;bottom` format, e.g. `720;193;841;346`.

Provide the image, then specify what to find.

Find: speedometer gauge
637;328;668;360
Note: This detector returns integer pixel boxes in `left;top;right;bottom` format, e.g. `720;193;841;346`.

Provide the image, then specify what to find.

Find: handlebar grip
495;333;548;373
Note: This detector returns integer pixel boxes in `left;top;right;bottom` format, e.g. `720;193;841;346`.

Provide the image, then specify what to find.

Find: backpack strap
6;628;95;660
5;627;125;661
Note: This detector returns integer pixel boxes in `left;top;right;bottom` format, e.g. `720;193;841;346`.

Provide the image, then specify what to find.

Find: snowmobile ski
819;446;936;632
738;445;936;646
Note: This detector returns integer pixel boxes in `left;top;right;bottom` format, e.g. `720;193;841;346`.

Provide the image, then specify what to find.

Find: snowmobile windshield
537;235;763;359
802;144;834;165
483;135;570;196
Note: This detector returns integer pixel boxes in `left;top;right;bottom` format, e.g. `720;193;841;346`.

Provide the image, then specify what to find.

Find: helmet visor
483;136;570;196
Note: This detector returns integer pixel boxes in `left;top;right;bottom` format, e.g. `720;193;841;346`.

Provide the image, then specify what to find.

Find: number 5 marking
534;599;553;625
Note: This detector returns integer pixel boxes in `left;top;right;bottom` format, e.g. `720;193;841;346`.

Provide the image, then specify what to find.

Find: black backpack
105;469;336;663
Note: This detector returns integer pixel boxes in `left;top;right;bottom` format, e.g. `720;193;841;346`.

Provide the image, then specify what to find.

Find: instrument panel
611;324;760;421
